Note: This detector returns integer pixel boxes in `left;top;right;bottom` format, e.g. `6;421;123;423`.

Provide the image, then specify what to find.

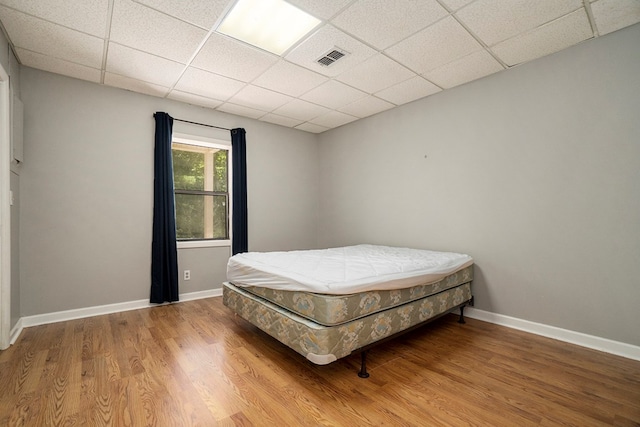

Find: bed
223;244;474;377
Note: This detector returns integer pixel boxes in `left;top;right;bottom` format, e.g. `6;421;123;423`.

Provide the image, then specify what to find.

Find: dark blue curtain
151;112;179;303
231;128;248;255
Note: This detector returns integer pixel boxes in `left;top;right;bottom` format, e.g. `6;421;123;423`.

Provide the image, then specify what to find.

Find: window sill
177;240;231;249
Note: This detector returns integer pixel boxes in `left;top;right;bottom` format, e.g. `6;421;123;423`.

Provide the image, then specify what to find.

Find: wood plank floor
1;297;638;426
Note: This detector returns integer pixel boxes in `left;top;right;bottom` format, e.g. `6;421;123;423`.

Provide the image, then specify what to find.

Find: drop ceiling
0;0;638;133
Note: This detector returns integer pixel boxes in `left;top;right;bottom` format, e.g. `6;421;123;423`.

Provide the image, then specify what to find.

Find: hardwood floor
1;297;638;426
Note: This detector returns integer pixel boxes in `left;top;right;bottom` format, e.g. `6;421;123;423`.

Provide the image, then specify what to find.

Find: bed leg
458;304;466;324
358;351;370;378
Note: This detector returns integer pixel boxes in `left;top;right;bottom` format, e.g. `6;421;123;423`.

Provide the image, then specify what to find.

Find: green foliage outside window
172;143;229;240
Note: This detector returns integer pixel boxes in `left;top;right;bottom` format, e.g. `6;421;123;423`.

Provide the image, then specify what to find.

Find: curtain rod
173;117;231;131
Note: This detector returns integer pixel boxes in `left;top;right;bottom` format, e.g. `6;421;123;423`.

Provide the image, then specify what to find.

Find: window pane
212;195;228;239
175;194;228;240
173;148;204;191
213;150;228;192
173;144;228;192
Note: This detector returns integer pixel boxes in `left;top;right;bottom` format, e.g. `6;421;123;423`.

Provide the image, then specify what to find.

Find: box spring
238;265;473;326
223;281;472;365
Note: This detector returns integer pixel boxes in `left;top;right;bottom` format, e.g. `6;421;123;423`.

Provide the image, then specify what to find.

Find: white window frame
173;133;232;249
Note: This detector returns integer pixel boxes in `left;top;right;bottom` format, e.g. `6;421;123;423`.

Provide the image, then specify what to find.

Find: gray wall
19;68;319;316
318;24;640;346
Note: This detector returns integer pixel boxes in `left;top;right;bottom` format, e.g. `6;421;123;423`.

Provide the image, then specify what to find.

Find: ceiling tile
174;67;245;101
106;43;185;87
423;49;504;89
375;76;441;105
252;60;328;97
133;0;229;30
110;0;208;63
295;122;329;133
287;0;353;20
332;0;448;50
0;0;109;37
104;72;169;97
259;114;305;128
191;33;278;82
216;102;266;119
439;0;475;12
0;6;104;67
339;95;395;118
309;110;359;128
227;85;293;112
591;0;640;36
385;16;482;74
300;79;368;109
272;99;330;121
491;9;593;67
167;90;223;109
15;48;101;83
456;0;584;46
336;53;415;94
286;24;377;77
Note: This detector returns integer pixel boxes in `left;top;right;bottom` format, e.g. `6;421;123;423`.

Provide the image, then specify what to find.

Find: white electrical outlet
184;270;191;281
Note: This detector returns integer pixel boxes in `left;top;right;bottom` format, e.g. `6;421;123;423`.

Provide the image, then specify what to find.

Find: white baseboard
9;317;23;345
464;307;640;362
9;292;639;363
19;288;223;330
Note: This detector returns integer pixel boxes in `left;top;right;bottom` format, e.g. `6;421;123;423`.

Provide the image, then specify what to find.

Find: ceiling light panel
217;0;321;55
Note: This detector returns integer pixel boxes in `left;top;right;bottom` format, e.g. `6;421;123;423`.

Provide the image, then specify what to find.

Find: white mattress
226;244;473;294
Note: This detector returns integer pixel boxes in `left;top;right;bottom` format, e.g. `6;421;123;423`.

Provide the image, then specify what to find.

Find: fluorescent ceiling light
217;0;321;55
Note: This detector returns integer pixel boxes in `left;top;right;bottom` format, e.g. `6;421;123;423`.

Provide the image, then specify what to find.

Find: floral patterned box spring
237;265;473;326
223;281;472;365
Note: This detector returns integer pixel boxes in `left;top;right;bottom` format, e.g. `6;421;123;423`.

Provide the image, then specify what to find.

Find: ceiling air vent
316;48;348;67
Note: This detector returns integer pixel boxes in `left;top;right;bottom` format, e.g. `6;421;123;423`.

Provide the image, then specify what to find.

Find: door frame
0;61;11;350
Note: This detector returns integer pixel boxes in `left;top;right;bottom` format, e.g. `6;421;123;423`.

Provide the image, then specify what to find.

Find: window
172;136;231;247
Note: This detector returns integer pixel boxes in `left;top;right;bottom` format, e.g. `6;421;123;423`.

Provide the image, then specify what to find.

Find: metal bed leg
458;305;466;324
358;351;370;378
458;297;474;324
